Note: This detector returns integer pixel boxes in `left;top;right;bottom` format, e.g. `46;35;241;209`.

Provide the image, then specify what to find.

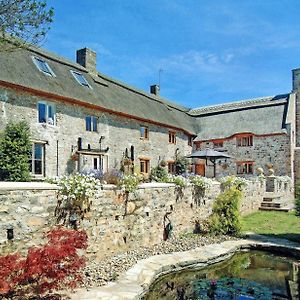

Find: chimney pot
150;84;160;96
76;48;97;74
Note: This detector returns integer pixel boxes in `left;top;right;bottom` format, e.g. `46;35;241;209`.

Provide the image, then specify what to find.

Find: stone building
0;45;299;183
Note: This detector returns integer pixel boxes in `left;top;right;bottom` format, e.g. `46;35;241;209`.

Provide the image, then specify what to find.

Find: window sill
38;122;57;128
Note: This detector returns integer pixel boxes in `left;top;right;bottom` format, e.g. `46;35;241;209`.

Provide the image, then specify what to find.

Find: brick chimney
150;84;160;96
76;48;97;74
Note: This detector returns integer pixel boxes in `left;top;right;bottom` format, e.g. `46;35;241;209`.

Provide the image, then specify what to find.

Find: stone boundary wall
0;178;293;257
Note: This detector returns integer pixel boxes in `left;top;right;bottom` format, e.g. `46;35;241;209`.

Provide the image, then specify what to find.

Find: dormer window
71;70;91;88
32;56;55;76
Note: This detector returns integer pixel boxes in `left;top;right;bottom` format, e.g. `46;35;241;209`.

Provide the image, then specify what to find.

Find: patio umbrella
186;148;233;177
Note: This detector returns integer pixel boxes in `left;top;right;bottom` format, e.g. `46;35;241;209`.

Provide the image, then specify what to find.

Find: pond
144;250;299;300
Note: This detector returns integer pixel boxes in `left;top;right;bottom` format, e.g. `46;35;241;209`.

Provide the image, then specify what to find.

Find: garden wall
0;178;293;259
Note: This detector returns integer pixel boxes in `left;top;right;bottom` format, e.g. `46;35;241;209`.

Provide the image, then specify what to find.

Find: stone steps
259;192;293;212
259;206;291;212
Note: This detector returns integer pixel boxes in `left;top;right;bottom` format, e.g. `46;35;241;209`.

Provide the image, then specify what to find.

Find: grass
241;210;300;243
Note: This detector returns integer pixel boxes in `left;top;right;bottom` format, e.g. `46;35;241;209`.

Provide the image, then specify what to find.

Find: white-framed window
32;56;55;76
86;116;97;132
70;70;91;88
30;142;45;176
37;101;56;125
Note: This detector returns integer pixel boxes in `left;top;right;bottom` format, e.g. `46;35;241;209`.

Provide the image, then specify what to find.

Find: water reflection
144;250;299;300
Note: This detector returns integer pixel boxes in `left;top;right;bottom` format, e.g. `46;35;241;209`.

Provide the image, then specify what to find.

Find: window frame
70;70;91;88
168;161;176;174
236;135;253;147
32;56;55;77
29;142;46;177
213;140;224;148
236;161;254;175
168;131;176;144
37;101;56;125
85;115;98;132
140;158;150;174
140;126;149;140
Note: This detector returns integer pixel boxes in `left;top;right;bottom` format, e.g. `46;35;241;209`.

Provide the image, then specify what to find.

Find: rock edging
71;236;300;300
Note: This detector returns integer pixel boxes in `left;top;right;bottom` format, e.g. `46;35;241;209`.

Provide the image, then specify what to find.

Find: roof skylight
32;56;55;76
70;70;91;88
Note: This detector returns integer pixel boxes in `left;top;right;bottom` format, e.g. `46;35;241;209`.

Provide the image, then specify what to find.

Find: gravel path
82;234;238;288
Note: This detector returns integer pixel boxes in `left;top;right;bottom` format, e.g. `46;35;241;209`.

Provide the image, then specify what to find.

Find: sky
44;0;300;109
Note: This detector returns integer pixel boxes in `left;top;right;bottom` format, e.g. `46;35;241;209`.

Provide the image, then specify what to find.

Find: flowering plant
53;173;102;226
219;175;247;191
190;175;213;191
118;173;140;193
167;174;189;188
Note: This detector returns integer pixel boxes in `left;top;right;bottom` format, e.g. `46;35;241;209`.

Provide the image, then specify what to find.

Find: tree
0;121;32;181
0;227;88;298
0;0;54;50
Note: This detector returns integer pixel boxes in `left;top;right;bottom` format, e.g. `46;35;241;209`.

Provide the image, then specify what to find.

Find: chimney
76;48;97;74
150;84;160;96
292;68;300;92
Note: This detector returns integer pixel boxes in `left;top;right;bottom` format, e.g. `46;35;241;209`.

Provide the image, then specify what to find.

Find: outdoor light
69;213;78;230
7;226;14;240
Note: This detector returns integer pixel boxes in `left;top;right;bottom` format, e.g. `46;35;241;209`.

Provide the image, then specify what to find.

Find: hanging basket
71;153;79;161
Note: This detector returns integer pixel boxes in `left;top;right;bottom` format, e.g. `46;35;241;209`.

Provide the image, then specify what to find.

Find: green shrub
0;121;31;181
295;184;300;217
150;165;168;182
174;155;189;175
209;186;242;235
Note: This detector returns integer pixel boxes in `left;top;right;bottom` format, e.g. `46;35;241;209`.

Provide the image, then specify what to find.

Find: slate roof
192;94;290;141
0;46;196;134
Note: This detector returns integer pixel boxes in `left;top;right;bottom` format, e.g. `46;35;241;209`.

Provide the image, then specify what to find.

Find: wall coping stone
0;182;59;191
70;235;300;300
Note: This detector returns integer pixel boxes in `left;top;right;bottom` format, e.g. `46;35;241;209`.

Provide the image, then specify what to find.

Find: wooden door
195;163;205;176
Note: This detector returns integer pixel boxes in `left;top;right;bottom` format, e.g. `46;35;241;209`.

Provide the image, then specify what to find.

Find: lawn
241;211;300;243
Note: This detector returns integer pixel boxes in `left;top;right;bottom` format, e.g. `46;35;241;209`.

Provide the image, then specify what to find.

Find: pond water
144;250;299;300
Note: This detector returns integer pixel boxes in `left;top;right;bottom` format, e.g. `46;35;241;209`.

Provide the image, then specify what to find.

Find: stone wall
1;178;292;259
195;133;292;178
0;87;192;178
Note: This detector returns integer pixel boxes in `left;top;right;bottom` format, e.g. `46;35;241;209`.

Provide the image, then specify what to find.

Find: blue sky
44;0;300;109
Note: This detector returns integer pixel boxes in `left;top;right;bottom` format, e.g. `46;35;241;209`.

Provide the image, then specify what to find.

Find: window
140;126;149;139
140;159;150;174
38;102;55;125
29;143;45;176
32;56;55;76
237;162;254;174
71;70;90;88
236;135;253;147
168;162;176;174
213;141;223;148
86;116;97;132
169;131;176;144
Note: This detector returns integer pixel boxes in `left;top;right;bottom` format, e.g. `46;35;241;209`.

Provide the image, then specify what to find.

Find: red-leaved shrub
0;227;87;298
